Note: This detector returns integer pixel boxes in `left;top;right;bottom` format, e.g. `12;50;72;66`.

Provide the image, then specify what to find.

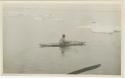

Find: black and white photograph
3;1;121;75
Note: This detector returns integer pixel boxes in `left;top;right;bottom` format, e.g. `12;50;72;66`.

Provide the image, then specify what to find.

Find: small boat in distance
39;34;86;54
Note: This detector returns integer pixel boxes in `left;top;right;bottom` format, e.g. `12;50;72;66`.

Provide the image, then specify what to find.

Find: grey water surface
3;3;121;75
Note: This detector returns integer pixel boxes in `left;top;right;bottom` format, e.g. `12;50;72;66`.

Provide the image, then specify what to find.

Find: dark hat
62;34;65;38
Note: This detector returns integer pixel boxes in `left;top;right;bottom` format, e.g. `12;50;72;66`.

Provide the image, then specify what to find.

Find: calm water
3;4;121;75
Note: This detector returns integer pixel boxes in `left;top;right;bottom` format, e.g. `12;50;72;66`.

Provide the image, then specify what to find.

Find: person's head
62;34;65;38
